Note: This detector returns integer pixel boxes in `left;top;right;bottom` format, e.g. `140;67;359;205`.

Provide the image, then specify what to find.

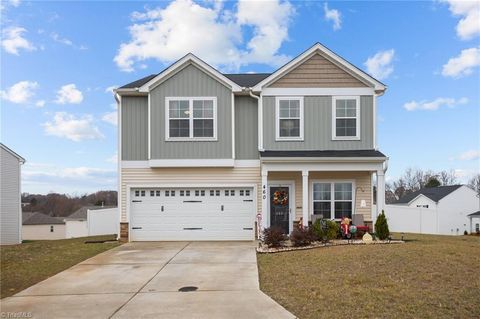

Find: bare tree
468;174;480;196
437;170;458;186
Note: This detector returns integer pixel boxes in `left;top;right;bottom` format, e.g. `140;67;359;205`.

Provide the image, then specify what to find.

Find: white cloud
35;100;45;108
0;80;38;104
9;0;21;7
457;150;480;161
1;27;36;55
105;85;118;94
403;97;468;111
323;3;341;30
442;0;480;40
22;162;116;194
51;32;73;46
453;168;477;181
102;111;117;126
114;0;294;72
43;112;104;142
106;153;118;164
441;47;480;78
55;84;84;104
364;49;395;80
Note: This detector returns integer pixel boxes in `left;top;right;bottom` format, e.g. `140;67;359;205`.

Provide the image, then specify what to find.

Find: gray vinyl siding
150;64;232;159
1;148;21;245
263;95;374;150
121;96;148;160
235;96;259;159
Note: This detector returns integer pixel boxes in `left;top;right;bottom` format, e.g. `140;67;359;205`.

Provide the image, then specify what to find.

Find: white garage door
130;187;255;241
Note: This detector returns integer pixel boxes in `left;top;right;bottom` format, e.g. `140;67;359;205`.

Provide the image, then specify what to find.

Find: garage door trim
126;183;258;242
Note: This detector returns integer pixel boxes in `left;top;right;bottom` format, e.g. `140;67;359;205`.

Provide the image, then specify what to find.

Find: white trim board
122;159;260;168
262;88;374;96
149;159;234;167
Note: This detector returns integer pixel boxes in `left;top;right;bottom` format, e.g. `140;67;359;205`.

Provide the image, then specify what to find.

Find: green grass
1;235;121;298
257;233;480;319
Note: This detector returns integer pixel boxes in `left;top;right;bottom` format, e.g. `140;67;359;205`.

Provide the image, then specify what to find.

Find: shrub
464;230;468;235
312;219;340;241
375;210;390;240
290;227;316;247
263;227;286;248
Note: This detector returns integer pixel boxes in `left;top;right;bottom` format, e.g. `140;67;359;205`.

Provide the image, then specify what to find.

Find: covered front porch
259;151;388;233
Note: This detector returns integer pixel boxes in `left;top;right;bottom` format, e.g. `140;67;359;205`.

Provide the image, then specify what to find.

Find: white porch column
261;170;268;230
302;170;309;227
376;170;386;221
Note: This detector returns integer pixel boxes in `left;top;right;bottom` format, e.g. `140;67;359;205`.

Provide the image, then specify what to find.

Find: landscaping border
257;239;404;254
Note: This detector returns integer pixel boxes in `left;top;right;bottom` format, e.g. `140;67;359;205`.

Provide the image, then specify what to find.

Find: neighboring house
468;211;480;234
22;212;66;240
385;185;480;235
65;206;119;238
1;144;25;245
114;43;389;241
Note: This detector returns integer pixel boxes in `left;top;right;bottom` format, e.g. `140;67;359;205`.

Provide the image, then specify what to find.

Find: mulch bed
257;239;404;254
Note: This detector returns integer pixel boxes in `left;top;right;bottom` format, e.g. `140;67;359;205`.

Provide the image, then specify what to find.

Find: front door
269;186;290;234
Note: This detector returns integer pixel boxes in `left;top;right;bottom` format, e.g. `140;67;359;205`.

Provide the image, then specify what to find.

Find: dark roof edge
260;150;387;158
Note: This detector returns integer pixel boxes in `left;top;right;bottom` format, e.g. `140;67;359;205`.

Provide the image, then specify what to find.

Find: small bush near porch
257;233;480;319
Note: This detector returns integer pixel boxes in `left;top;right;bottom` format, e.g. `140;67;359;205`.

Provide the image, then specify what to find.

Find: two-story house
114;43;388;241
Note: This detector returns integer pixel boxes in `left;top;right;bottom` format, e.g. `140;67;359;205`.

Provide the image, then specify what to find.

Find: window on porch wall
313;182;353;219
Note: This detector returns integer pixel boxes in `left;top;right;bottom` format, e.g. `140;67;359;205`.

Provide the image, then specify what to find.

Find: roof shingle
395;185;463;204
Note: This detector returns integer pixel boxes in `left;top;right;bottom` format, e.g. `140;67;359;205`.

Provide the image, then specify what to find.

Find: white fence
383;205;439;234
87;208;119;236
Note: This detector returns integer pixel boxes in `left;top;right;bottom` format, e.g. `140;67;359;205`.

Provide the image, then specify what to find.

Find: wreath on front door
273;190;288;206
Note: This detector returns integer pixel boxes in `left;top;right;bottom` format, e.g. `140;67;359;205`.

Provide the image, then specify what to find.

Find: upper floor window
276;97;304;141
332;96;360;140
166;97;216;140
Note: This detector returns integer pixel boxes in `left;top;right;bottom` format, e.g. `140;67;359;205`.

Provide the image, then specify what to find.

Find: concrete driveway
1;242;295;319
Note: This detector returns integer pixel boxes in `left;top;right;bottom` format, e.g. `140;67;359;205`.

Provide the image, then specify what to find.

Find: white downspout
247;89;263;151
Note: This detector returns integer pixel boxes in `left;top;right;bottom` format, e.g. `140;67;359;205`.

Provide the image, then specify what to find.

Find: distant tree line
21;190;117;217
387;168;480;199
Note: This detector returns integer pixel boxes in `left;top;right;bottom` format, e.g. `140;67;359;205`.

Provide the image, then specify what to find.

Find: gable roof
129;53;243;93
23;212;65;225
68;206;116;220
252;42;387;93
468;211;480;217
1;143;25;163
22;212;36;223
395;185;464;204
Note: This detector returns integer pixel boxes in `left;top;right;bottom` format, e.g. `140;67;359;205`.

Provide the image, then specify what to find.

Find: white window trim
332;96;360;141
275;96;304;141
310;179;356;221
165;97;217;141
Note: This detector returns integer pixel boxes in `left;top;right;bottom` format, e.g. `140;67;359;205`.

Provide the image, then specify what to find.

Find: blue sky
1;0;479;194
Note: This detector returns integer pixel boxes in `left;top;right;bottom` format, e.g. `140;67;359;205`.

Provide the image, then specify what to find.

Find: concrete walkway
1;242;295;319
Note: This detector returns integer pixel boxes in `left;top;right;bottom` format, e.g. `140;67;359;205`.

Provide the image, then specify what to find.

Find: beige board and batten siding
150;64;232;159
263;96;374;150
268;171;372;222
268;53;369;88
120;167;261;222
235;96;259;159
0;147;21;245
121;96;148;160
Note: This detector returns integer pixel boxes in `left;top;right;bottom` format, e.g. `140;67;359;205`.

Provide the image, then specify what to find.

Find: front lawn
1;235;121;298
257;233;480;319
